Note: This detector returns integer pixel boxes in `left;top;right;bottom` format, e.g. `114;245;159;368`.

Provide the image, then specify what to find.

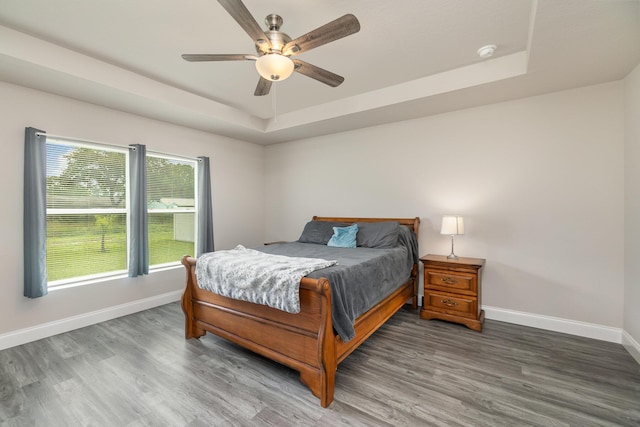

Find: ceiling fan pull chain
272;81;277;123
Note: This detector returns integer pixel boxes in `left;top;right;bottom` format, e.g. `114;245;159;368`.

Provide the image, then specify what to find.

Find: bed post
411;217;420;309
181;255;206;339
298;278;336;408
411;263;418;309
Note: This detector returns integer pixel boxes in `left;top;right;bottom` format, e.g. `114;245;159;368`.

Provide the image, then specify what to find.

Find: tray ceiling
0;0;638;144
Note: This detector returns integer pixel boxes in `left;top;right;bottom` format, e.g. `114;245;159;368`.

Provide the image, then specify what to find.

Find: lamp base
447;235;459;260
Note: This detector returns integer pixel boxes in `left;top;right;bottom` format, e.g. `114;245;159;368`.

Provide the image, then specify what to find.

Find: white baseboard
483;305;622;343
0;290;183;351
622;330;640;365
4;296;637;366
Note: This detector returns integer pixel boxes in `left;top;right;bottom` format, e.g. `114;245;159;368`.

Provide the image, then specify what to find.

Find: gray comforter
257;226;418;342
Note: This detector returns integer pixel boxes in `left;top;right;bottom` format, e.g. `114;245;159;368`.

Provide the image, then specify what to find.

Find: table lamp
441;215;464;260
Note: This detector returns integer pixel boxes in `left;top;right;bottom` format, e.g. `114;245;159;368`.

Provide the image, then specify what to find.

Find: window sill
48;263;183;292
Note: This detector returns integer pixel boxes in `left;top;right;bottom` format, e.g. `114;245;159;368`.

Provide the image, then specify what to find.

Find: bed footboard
181;255;337;407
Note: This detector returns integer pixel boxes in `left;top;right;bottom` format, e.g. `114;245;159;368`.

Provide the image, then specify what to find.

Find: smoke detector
477;44;497;59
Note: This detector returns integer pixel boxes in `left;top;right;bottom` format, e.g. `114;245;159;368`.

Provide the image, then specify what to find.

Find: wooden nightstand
420;254;485;332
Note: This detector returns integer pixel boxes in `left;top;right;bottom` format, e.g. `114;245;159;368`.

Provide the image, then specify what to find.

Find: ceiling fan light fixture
255;54;294;81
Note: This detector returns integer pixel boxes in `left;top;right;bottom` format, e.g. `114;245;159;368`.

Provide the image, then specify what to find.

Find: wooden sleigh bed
181;216;420;407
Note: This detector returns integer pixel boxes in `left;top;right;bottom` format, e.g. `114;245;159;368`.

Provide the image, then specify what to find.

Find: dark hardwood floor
1;302;639;426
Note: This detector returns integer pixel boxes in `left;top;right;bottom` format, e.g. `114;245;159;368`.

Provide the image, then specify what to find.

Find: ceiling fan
181;0;361;96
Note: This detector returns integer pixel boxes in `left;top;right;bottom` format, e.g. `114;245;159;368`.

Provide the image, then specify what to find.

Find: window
147;154;196;267
46;141;128;284
44;139;198;287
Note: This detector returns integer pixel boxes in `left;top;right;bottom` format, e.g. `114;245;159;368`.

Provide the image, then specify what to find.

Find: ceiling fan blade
254;77;272;96
293;60;344;87
283;14;360;56
217;0;271;49
181;54;254;62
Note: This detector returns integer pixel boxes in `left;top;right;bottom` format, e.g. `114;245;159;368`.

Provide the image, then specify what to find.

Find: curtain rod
36;132;201;162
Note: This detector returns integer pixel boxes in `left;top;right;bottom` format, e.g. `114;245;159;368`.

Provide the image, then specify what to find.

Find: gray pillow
298;221;349;244
356;221;400;248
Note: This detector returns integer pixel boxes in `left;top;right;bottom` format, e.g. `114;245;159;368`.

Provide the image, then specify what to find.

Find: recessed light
477;44;497;59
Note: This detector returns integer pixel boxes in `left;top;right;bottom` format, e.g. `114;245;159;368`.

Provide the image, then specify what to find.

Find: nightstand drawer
424;291;477;318
425;270;476;293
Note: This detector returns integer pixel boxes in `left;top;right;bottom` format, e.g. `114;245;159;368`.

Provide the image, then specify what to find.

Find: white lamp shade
255;54;294;81
441;216;464;235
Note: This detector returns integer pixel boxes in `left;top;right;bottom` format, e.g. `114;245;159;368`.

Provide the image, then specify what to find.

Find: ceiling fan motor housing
256;14;292;55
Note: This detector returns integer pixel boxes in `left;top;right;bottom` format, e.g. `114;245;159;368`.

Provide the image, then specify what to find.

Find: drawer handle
441;299;459;307
441;277;458;285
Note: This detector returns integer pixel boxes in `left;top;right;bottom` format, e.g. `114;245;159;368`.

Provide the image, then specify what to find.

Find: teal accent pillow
327;224;358;248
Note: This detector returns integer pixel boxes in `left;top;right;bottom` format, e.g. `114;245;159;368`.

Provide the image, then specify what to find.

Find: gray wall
0;81;265;338
3;74;639;356
624;64;640;351
264;81;626;331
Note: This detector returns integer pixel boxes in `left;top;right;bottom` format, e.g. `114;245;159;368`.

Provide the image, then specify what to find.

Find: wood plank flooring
1;302;639;426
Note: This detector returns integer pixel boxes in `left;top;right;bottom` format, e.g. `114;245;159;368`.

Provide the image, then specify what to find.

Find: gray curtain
24;127;48;298
197;156;214;256
128;144;149;276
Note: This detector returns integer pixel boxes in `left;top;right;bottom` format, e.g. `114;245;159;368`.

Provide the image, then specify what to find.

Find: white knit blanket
195;245;337;313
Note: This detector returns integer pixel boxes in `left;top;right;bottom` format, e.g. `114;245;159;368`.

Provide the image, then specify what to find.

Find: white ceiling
0;0;638;144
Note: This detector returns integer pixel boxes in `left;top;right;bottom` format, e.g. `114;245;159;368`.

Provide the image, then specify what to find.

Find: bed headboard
312;216;420;241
